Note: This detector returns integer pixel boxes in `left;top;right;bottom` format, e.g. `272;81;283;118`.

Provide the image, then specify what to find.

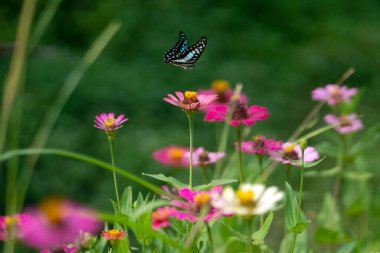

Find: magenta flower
238;136;283;155
152;207;177;230
21;198;101;250
311;84;358;105
324;113;363;134
204;101;269;126
40;244;79;253
270;142;319;166
163;91;218;112
187;147;225;167
153;145;189;168
94;113;128;133
0;214;31;241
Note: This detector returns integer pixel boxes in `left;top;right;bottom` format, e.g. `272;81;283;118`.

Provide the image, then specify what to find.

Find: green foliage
285;182;310;234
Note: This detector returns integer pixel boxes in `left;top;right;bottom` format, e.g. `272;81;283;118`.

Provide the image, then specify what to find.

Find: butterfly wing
163;31;190;63
170;36;207;69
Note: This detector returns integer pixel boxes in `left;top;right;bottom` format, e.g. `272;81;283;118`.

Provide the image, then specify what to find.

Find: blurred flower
22;197;101;250
163;91;217;112
101;229;127;240
78;232;97;249
204;101;269;126
238;136;282;155
94;113;128;134
197;80;248;110
152;207;177;230
324;113;363;134
40;244;79;253
0;214;31;240
153;145;189;168
187;147;225;167
212;183;284;216
270;142;319;166
311;84;358;105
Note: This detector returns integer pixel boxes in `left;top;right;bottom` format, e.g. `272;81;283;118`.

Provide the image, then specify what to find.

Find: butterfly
163;31;207;70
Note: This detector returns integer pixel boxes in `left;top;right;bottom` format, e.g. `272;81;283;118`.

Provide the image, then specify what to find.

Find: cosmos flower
101;229;127;240
311;84;358;105
324;113;363;134
187;147;225;167
204;101;269;126
212;183;284;216
238;136;282;155
153;145;189;168
163;91;218;112
270;142;319;166
94;113;128;133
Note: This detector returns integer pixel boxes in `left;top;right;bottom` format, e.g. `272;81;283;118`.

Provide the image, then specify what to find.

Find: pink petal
100;113;108;121
175;92;184;101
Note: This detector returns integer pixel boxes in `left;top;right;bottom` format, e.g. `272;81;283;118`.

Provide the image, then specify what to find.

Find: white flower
212;183;284;216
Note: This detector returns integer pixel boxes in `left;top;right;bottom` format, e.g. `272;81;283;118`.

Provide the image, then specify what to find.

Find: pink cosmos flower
324;113;363;134
101;229;127;240
197;80;248;111
94;112;128;132
40;244;79;253
152;207;177;230
187;147;225;167
270;142;319;166
204;101;269;126
0;214;31;241
21;198;101;250
311;84;358;105
153;145;189;168
238;136;283;155
163;91;218;112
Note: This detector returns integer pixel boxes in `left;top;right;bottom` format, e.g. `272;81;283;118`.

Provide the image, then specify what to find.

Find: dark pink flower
204;101;269;126
187;147;225;167
153;145;189;168
163;91;217;112
270;142;319;166
238;136;282;155
152;207;177;230
311;84;358;105
324;113;363;134
94;113;128;132
0;214;31;241
21;198;101;250
40;244;79;253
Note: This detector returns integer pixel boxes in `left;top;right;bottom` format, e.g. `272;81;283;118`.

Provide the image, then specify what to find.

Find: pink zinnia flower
324;113;363;134
311;84;358;105
270;142;319;166
163;91;218;112
152;207;177;230
197;80;248;111
0;214;31;241
187;147;225;167
21;198;101;250
101;229;127;240
238;136;282;155
94;112;128;132
204;101;269;126
153;145;189;168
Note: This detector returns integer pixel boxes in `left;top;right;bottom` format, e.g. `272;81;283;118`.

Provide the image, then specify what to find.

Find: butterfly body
163;31;207;70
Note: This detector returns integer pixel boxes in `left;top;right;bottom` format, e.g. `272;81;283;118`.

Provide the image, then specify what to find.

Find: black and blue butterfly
163;31;207;70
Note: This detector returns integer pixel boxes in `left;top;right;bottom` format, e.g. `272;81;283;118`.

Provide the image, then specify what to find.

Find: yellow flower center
253;136;261;142
104;117;117;128
184;91;198;102
169;148;185;160
283;143;296;153
212;80;230;93
236;189;255;206
194;193;211;207
39;198;64;224
108;229;122;237
5;216;19;226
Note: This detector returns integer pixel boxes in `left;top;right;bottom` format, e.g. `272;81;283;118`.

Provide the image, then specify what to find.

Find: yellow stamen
283;143;296;153
169;148;185;160
184;91;197;102
194;193;211;206
340;115;349;123
236;189;255;206
212;80;230;93
39;198;64;224
253;136;262;142
5;216;19;226
108;229;122;237
104;117;116;128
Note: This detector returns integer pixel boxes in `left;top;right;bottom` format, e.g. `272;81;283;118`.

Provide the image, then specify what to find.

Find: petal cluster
187;147;225;167
270;142;319;166
239;136;282;155
164;91;218;112
311;84;357;105
324;113;363;134
101;229;127;240
94;113;128;132
153;145;189;168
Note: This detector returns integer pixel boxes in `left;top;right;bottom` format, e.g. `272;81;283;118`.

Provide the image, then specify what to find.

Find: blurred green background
0;0;380;250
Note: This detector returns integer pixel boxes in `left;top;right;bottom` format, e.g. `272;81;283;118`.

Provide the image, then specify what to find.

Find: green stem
108;136;120;210
257;154;264;182
187;113;194;189
286;165;291;183
201;166;210;183
247;218;253;253
206;223;214;253
235;126;244;183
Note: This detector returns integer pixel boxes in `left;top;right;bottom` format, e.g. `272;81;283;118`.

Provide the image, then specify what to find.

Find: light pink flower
94;113;128;132
187;147;225;167
204;101;269;126
153;145;189;168
238;136;283;155
324;113;363;134
21;198;101;250
152;207;177;230
270;142;319;166
311;84;358;105
0;214;31;241
163;91;218;112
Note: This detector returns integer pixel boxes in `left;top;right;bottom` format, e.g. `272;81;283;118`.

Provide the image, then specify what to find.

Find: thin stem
206;223;214;253
108;136;120;210
201;166;210;183
247;218;253;253
257;154;264;182
235;126;244;183
333;136;345;204
187;113;194;189
286;165;291;183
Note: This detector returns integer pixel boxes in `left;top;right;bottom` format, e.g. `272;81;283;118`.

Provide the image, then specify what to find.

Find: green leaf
290;219;311;233
305;166;339;177
285;156;326;168
221;221;247;243
142;173;187;189
193;179;238;190
251;212;273;244
285;182;310;233
120;186;133;215
133;200;169;218
343;171;373;181
337;242;357;253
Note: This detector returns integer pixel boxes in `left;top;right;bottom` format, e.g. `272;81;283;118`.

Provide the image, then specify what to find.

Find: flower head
164;91;217;113
101;229;127;240
270;142;319;166
239;136;282;155
204;101;269;126
153;145;189;168
311;84;358;105
188;147;225;167
324;113;363;134
152;207;177;230
94;113;128;134
21;197;101;249
40;244;79;253
0;214;31;241
212;184;284;216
